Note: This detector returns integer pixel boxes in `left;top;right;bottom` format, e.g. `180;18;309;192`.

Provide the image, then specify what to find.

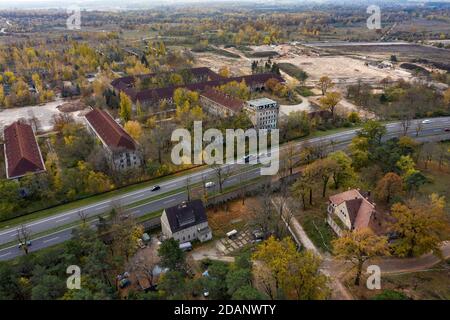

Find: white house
244;97;279;130
161;200;212;244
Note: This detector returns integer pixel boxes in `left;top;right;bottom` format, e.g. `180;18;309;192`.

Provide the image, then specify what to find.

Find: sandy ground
192;50;251;77
277;54;412;85
0;98;88;133
279;97;313;116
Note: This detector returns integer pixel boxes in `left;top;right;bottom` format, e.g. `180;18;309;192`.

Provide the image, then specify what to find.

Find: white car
421;119;431;124
204;181;215;188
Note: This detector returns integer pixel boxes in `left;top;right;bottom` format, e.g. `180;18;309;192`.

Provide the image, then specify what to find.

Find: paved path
373;241;450;274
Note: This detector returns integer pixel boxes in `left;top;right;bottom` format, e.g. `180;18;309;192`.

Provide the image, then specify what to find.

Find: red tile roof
329;189;377;231
85;109;137;151
201;87;244;113
4;122;46;179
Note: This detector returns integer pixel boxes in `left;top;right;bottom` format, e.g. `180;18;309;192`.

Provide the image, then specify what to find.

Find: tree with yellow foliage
119;92;132;122
218;66;230;78
390;194;448;257
253;236;329;300
124;120;143;140
443;88;450;106
319;91;341;119
332;228;389;286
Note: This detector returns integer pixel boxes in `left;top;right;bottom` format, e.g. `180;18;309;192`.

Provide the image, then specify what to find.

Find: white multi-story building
161;200;212;244
244;98;279;130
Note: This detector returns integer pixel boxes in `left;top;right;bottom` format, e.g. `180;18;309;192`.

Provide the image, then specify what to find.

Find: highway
0;117;449;261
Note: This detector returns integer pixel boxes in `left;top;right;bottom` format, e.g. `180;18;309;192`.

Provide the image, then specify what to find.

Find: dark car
151;185;161;191
444;128;450;132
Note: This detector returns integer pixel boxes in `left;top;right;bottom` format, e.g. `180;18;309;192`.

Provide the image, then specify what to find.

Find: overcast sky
1;0;448;10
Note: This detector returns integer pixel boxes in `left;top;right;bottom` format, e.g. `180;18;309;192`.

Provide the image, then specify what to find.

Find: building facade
244;97;279;130
161;200;212;243
85;108;142;171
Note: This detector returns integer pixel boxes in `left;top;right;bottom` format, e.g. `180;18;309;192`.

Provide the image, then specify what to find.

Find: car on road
444;128;450;132
243;154;257;163
421;119;432;124
151;185;161;191
204;181;215;188
18;240;32;250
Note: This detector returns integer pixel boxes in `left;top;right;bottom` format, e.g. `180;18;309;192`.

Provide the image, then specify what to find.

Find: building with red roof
327;189;387;236
200;87;244;117
3;121;46;180
85;108;142;171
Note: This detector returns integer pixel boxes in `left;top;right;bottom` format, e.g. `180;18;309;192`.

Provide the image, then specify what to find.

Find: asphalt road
1;117;449;261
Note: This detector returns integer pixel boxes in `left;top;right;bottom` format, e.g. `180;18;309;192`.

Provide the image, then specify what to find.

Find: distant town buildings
84;108;142;171
244;97;279;130
200;87;244;117
3;121;46;180
160;200;212;244
327;189;386;236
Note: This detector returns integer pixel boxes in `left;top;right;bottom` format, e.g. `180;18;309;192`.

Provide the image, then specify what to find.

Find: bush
371;290;410;300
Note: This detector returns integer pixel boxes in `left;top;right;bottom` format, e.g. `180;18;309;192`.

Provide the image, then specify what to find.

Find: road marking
0;252;11;258
55;217;70;223
163;199;177;204
43;237;59;243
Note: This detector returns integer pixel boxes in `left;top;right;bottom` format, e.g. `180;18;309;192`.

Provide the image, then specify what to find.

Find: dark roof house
164;199;208;234
85;108;137;151
3;121;46;179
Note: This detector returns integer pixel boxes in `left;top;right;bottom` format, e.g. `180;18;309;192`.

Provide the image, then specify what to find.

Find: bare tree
17;225;31;255
249;181;277;237
77;209;89;225
186;177;192;202
415;122;423;137
212;164;232;193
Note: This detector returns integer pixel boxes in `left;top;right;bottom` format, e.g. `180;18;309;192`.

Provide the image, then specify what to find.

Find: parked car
151;185;161;191
142;233;151;243
252;229;264;241
444;128;450;132
119;278;131;289
137;239;146;249
226;229;238;239
179;242;193;252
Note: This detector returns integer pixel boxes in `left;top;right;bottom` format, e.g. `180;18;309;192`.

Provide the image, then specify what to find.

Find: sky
1;0;448;10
